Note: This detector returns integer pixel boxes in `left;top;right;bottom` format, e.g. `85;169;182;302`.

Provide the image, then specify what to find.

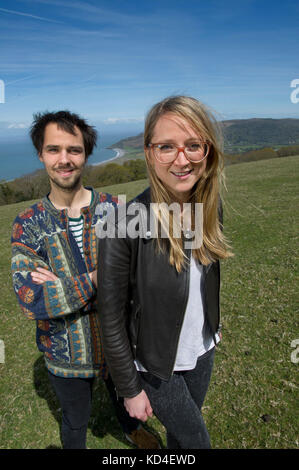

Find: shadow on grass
32;356;162;449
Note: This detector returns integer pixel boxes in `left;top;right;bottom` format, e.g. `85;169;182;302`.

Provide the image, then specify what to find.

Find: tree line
0;159;147;206
1;145;298;206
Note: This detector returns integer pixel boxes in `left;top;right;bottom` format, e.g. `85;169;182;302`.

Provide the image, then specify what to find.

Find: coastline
90;148;126;166
1;148;127;183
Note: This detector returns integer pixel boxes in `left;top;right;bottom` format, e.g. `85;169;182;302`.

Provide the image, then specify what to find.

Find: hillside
110;118;299;153
222;118;299;149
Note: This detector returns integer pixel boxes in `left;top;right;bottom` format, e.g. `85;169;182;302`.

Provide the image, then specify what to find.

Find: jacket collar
133;186;151;206
41;186;99;221
133;186;213;272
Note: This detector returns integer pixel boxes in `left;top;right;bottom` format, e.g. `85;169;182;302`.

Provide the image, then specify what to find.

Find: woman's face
147;112;208;202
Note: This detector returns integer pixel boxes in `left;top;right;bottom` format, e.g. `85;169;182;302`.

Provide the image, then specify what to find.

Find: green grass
0;157;298;449
105;147;145;165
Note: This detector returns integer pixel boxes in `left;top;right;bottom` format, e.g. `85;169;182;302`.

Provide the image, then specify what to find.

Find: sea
0;132;133;182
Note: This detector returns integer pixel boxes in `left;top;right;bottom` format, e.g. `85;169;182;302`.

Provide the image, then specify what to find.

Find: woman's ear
144;146;152;166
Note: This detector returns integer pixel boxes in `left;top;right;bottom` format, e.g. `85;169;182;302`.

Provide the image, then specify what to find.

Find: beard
50;168;82;192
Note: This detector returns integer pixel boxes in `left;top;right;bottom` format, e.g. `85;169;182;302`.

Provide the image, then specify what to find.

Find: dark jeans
47;372;139;449
139;347;215;449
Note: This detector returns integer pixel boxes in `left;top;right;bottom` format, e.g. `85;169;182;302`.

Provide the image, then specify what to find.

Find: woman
97;95;233;449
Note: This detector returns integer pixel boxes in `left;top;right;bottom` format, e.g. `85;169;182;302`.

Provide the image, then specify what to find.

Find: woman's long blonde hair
144;95;233;271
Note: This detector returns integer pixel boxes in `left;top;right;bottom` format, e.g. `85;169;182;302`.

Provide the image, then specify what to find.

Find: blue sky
0;0;298;135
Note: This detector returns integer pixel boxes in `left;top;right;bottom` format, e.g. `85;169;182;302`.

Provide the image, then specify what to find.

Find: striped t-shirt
68;190;93;257
69;216;84;257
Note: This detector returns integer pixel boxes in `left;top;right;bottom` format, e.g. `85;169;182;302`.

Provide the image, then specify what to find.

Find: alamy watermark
95;196;203;249
0;339;4;364
290;339;299;364
0;80;5;103
290;79;299;104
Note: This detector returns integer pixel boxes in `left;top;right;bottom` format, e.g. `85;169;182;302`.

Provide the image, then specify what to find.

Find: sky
0;0;298;137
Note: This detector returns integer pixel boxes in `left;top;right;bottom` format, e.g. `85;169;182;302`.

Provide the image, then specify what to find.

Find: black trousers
139;347;215;449
48;372;139;449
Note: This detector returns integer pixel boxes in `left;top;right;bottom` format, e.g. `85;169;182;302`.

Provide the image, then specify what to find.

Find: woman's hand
31;267;58;284
124;390;153;422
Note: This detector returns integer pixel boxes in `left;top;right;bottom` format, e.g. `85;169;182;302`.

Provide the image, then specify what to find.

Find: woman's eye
159;144;174;152
187;143;201;152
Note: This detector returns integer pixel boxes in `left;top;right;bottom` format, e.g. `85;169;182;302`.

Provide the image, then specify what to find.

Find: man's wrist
88;271;96;288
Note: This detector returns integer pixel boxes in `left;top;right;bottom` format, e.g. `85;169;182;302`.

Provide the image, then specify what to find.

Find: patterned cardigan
11;188;117;378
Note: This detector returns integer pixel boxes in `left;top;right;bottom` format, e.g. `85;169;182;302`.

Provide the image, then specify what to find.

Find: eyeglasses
148;142;210;164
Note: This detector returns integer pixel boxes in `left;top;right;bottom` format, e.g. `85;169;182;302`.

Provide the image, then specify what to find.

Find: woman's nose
173;148;190;166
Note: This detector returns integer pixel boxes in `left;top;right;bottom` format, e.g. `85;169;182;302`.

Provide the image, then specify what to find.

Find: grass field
0;156;298;449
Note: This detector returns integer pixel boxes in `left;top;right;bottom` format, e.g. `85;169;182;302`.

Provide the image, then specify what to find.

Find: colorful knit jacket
11;188;118;378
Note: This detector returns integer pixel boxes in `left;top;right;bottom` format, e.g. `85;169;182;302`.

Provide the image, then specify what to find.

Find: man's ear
38;152;43;162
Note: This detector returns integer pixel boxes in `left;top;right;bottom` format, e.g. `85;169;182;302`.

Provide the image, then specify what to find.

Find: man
11;110;160;449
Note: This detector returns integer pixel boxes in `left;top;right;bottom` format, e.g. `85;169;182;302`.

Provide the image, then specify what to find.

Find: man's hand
124;390;153;422
88;270;97;288
31;267;58;284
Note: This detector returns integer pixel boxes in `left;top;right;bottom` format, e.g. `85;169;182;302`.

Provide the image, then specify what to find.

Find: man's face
39;123;86;192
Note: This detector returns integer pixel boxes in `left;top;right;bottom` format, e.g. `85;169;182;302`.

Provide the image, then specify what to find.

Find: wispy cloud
0;7;63;23
0;121;29;129
23;0;202;31
23;0;151;25
7;122;28;129
5;74;40;86
1;0;297;122
104;117;144;124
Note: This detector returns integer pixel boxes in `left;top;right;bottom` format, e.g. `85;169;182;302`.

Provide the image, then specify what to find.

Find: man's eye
70;148;83;155
48;148;58;153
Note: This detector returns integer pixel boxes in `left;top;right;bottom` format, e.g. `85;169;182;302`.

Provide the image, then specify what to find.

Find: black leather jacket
97;187;222;398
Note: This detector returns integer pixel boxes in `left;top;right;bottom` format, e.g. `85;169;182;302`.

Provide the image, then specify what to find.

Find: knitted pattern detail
11;188;118;378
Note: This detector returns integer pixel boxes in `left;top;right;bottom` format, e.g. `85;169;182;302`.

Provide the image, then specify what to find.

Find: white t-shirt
135;256;218;373
173;256;215;371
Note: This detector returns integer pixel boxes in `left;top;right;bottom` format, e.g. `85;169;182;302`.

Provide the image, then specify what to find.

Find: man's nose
58;149;71;163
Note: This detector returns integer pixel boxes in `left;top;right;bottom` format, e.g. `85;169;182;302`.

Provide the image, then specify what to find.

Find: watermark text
290;79;299;104
0;80;5;103
290;339;299;364
0;339;5;363
95;196;203;249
